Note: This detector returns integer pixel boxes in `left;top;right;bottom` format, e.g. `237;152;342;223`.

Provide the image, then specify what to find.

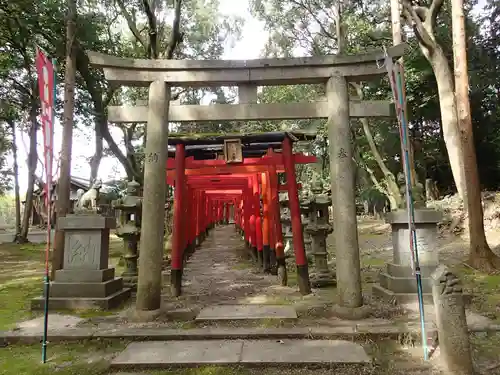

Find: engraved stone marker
64;232;102;270
31;214;131;311
431;265;473;375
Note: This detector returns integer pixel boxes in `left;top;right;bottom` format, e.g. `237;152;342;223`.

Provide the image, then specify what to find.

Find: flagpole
38;49;56;364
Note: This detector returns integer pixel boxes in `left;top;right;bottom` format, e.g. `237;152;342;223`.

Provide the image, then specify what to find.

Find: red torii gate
166;132;316;297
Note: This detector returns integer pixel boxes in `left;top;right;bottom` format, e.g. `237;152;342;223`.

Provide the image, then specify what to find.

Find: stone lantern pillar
280;200;294;258
305;179;335;287
113;179;142;291
299;194;313;260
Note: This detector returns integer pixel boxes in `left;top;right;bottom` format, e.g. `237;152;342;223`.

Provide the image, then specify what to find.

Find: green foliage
250;0;500;195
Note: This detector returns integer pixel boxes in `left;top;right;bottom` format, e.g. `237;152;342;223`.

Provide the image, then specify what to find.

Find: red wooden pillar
218;200;222;224
283;137;311;295
261;172;271;273
243;186;251;246
195;191;201;246
203;191;209;234
268;152;287;285
186;186;195;257
253;174;263;267
265;170;278;275
171;144;185;297
224;202;230;224
248;177;257;261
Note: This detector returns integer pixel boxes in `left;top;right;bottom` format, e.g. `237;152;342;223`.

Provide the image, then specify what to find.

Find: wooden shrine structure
165;132;316;296
87;43;407;313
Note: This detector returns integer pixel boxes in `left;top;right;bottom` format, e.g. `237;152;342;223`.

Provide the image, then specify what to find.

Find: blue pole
393;61;429;360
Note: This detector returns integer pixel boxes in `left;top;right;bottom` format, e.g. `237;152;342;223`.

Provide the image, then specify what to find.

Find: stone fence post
431;264;473;375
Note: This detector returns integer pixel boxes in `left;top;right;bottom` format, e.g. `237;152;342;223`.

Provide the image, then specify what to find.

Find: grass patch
0;242;46;331
453;264;500;321
362;257;386;268
0;238;129;330
0;340;126;375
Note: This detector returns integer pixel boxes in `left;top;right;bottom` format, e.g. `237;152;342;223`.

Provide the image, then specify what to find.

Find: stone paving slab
240;339;371;364
16;314;85;333
195;304;297;321
112;340;243;368
110;339;370;368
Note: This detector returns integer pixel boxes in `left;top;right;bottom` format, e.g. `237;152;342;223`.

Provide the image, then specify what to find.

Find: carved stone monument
372;209;442;304
31;214;131;310
431;265;473;375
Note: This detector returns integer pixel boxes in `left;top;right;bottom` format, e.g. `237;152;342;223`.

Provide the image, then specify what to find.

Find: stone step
110;339;371;369
30;288;131;311
195;304;297;321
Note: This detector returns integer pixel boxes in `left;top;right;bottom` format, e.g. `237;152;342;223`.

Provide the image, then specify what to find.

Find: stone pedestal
31;215;131;311
372;209;442;304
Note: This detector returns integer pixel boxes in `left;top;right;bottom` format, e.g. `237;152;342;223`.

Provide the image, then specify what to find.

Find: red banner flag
36;47;55;204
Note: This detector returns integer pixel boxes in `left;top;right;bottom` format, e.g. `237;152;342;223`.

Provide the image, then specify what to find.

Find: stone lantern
304;178;335;287
299;192;313;259
112;179;142;290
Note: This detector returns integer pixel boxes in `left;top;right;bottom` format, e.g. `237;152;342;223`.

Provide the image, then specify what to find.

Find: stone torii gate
88;44;405;316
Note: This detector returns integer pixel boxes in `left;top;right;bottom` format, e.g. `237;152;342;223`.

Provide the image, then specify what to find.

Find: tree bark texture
451;0;500;270
52;0;77;279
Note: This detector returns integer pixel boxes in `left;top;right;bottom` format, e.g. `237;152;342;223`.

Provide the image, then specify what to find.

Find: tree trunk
52;0;77;279
427;47;467;201
19;108;38;242
10;121;22;241
352;83;402;209
89;122;103;182
390;0;419;189
425;178;439;201
451;0;500;270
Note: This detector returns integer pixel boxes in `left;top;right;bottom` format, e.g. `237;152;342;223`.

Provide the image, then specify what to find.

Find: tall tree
9;119;21;240
400;0;467;200
52;0;78;278
451;0;500;270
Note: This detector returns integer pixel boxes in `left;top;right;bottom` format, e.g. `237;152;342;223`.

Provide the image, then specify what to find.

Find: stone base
310;272;336;288
378;272;432;294
49;278;125;298
31;288;131;311
372;262;436;305
31;267;132;311
372;284;473;306
54;268;115;283
122;275;138;291
372;284;434;305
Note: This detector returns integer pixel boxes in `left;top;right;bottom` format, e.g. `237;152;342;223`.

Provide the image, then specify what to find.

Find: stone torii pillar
327;76;370;318
136;81;171;314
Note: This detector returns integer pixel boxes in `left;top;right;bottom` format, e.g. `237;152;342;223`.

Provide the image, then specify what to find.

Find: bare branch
115;0;147;50
288;0;336;40
141;0;158;58
429;0;445;26
400;0;435;50
165;0;183;59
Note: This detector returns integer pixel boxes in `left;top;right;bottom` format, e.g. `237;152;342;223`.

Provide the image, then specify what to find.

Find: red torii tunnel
165;132;317;296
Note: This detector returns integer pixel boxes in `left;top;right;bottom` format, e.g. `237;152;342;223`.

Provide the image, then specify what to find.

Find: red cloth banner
35;47;55;206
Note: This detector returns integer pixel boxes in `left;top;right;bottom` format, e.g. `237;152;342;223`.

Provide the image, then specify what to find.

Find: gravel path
163;225;299;309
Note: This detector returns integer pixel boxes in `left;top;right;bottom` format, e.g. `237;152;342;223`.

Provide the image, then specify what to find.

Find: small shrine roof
167;131;317;159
